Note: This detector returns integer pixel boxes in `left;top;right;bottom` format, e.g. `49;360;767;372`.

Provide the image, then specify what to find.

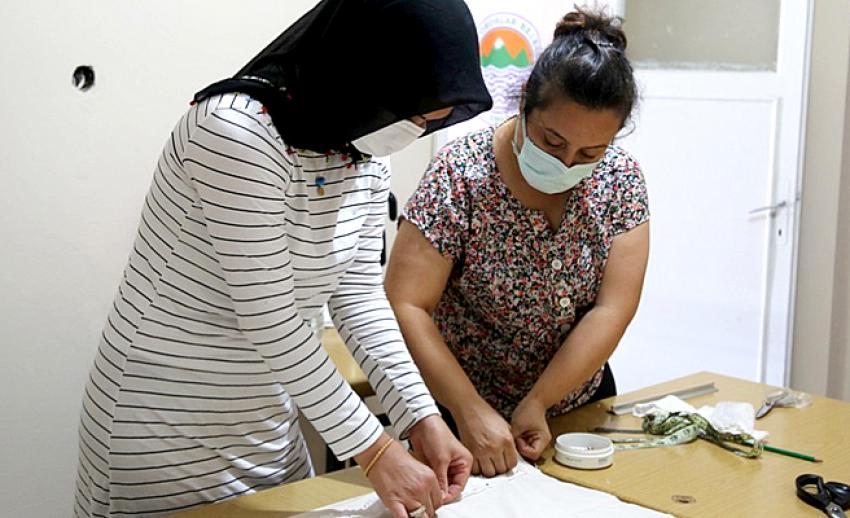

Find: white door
609;0;811;390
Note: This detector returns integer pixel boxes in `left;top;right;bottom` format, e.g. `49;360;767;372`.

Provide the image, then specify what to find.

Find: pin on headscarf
194;0;493;156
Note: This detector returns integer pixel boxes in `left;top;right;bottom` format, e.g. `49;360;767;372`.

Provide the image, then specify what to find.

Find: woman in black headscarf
73;1;491;517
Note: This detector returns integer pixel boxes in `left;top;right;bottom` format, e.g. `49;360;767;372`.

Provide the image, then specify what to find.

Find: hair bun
553;11;588;38
553;7;627;51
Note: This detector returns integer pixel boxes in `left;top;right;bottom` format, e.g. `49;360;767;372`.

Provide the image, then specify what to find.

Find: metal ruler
608;382;718;416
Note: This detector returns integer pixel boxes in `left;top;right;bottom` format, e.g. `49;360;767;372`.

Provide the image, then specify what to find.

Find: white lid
553;433;614;469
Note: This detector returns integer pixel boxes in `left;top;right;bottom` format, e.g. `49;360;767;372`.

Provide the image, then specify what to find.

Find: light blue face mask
511;114;601;194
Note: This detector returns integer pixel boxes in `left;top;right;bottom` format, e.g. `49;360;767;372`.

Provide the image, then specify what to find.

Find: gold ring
408;505;427;518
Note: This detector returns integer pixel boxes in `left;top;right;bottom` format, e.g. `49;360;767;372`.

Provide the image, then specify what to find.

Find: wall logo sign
478;13;543;125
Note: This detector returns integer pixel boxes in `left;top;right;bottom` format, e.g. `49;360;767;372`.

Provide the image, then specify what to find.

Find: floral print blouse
402;127;649;419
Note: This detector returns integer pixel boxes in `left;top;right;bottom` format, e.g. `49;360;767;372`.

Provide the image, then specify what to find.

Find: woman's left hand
510;395;552;461
408;414;473;504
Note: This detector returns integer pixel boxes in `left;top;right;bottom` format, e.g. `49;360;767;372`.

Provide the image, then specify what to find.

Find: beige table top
170;468;372;518
321;328;373;398
540;371;850;517
169;371;850;517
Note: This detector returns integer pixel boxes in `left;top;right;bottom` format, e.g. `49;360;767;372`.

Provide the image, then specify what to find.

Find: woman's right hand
357;436;443;518
454;400;519;477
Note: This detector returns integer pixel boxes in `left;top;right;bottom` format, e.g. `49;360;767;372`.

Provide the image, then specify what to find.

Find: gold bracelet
363;438;394;477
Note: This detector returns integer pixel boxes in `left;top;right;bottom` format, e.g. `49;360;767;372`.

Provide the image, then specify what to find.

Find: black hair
524;6;637;127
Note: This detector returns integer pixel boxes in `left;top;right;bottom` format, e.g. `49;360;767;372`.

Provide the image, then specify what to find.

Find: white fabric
293;461;671;517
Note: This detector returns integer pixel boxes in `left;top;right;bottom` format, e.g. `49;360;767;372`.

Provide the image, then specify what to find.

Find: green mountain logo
481;38;531;68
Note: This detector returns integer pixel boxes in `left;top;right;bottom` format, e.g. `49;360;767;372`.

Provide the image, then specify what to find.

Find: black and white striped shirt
74;93;438;517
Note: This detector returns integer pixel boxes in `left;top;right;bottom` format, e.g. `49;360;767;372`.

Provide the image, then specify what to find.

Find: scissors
796;474;850;517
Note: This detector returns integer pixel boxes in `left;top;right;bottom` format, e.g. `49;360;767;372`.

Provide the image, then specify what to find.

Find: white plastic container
553;433;614;470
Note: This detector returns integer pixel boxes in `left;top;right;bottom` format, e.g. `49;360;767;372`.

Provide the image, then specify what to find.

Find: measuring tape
610;411;763;458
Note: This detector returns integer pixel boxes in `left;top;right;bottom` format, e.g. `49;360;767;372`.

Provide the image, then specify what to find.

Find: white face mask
512;114;601;194
352;119;426;157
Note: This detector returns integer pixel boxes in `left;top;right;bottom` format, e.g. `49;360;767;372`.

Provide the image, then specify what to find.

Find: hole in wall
72;65;95;92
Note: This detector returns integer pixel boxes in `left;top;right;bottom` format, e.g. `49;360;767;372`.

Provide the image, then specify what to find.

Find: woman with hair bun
387;7;649;477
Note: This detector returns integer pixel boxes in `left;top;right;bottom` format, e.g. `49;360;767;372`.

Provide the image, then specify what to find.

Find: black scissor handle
825;481;850;509
797;474;833;510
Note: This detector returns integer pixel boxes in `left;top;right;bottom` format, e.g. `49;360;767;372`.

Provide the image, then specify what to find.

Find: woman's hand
408;414;473;503
510;395;552;461
356;435;443;518
455;400;519;477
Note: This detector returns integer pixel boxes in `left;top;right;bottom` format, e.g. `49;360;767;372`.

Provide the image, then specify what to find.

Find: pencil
762;444;822;463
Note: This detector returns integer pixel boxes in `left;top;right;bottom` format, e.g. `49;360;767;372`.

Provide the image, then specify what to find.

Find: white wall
0;2;319;516
791;0;850;401
830;73;850;400
835;78;850;400
387;139;438;249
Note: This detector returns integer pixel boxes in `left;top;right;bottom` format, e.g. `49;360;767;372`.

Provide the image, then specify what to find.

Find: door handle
749;200;788;215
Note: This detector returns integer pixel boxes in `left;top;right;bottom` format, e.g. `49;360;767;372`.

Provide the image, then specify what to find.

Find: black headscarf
193;0;492;154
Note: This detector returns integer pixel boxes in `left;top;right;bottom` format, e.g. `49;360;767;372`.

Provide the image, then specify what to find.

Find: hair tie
583;36;621;52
